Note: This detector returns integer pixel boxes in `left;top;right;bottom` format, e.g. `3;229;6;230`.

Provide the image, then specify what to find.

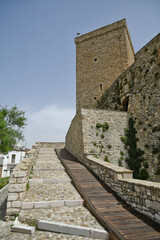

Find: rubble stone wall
85;156;160;224
98;33;160;181
6;149;38;218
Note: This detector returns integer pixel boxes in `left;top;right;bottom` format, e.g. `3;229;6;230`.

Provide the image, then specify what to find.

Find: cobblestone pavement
0;147;105;239
0;220;99;240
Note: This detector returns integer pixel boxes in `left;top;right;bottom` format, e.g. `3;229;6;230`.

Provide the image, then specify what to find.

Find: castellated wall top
75;18;135;112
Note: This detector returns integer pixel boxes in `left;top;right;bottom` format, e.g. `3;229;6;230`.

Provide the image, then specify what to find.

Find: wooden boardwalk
56;148;160;240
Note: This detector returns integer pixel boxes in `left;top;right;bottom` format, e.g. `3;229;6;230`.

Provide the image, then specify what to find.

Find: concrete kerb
29;179;71;184
21;200;84;209
38;220;109;239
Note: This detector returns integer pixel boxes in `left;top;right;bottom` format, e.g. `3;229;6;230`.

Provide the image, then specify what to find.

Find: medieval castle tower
75;19;134;112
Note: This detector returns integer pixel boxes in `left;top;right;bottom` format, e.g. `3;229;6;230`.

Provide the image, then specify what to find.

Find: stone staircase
12;146;109;239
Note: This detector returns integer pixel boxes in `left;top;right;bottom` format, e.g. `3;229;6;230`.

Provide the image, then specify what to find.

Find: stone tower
75;19;135;112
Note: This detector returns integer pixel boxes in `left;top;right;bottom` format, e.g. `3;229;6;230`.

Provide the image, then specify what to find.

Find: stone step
33;168;64;171
12;218;35;235
29;179;71;184
19;206;104;232
38;220;109;239
21;200;84;209
12;225;35;235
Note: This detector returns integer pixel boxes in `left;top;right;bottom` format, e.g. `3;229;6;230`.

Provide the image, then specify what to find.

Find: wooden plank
56;148;160;240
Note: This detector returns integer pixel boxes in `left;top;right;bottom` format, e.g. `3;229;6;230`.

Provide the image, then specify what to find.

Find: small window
100;84;102;90
11;154;16;164
94;97;97;100
94;58;97;63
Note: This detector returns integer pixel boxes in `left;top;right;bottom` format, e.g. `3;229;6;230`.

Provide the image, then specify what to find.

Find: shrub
107;144;112;149
120;151;124;156
139;168;149;180
121;118;146;179
0;177;10;190
155;167;160;175
101;134;104;139
104;155;110;162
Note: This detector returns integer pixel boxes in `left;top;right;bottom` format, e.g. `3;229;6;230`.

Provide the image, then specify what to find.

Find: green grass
0;177;10;190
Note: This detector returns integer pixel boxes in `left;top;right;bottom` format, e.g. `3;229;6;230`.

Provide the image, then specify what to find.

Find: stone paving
0;146;106;239
0;220;99;240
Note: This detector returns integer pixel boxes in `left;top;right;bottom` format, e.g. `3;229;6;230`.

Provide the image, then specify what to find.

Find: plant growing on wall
121;117;149;180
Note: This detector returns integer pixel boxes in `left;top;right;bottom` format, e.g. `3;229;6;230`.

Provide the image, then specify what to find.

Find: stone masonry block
90;229;109;239
13;171;27;177
152;201;160;211
49;200;64;207
35;201;49;209
8;193;19;201
38;220;69;234
9;184;25;193
21;202;34;209
12;225;35;234
7;208;20;215
64;200;84;207
12;201;22;208
29;179;43;184
17;177;26;184
68;225;90;237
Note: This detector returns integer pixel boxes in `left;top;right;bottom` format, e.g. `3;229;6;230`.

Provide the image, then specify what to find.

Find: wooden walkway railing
56;148;160;240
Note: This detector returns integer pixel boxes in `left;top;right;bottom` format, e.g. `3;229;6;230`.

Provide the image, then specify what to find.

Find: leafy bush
0;177;9;190
104;155;110;162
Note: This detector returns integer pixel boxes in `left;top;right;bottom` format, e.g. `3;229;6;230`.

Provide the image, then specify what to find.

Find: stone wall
75;18;134;112
34;142;65;149
65;110;84;162
6;149;38;219
66;109;128;167
98;33;160;181
0;184;9;219
85;156;160;224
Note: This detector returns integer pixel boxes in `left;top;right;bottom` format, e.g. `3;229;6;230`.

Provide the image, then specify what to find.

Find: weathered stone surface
12;201;22;208
9;184;25;193
76;19;134;112
12;225;35;234
98;33;160;182
66;109;128;166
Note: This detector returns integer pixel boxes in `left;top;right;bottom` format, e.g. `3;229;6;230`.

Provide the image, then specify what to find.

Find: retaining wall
66;109;128;166
6;148;38;219
85;156;160;224
0;184;9;219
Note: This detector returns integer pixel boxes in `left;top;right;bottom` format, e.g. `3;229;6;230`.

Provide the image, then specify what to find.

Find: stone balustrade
85;155;160;224
6;149;38;219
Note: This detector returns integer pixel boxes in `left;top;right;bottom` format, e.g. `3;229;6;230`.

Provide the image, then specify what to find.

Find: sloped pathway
5;146;107;239
56;148;160;240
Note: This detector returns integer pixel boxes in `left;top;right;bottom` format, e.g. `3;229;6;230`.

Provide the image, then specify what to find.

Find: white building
0;149;26;177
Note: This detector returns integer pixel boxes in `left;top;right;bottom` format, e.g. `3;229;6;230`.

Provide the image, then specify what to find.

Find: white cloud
24;104;75;148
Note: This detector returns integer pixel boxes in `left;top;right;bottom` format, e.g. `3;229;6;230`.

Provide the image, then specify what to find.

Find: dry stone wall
85;156;160;224
98;33;160;181
6;148;38;219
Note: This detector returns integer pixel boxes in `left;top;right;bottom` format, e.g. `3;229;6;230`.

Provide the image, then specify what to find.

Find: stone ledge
38;220;109;239
87;156;132;173
119;178;160;189
29;179;71;184
21;200;84;209
12;224;35;234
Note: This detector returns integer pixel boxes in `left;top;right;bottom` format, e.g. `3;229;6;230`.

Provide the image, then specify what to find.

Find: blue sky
0;0;159;148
